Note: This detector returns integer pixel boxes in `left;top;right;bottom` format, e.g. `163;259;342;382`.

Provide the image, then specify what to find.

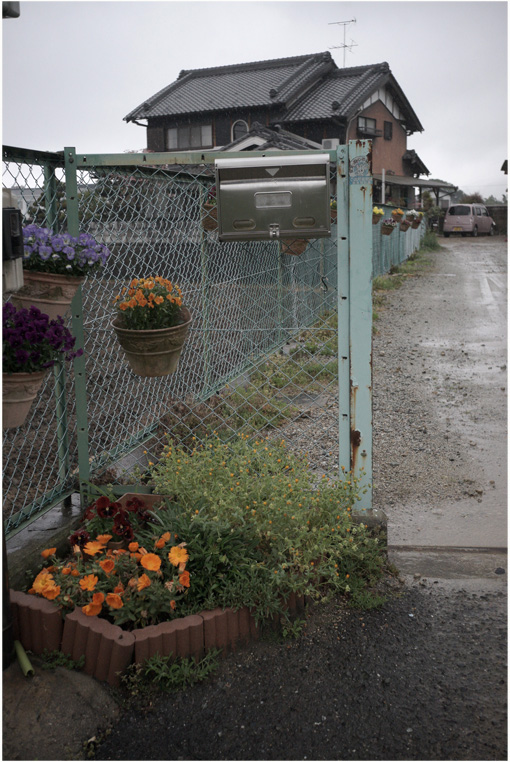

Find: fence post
336;145;351;471
347;140;373;511
64;147;90;499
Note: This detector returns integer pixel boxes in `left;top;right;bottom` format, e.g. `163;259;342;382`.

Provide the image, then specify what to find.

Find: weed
120;649;221;696
39;649;85;671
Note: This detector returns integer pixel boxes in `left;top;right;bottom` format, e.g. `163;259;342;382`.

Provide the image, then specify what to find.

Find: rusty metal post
347;140;373;510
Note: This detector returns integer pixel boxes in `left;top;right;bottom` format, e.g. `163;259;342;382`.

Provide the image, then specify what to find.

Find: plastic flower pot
112;307;192;378
11;271;85;321
2;370;48;428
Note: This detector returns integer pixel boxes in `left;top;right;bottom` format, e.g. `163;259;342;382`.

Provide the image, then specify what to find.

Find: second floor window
232;120;249;141
384;121;393;140
167;124;213;150
357;117;377;135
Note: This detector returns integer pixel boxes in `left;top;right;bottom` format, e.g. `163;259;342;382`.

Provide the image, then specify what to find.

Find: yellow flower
168;545;189;567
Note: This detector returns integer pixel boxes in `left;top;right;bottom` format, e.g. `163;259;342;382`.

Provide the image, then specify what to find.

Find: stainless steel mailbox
214;154;331;242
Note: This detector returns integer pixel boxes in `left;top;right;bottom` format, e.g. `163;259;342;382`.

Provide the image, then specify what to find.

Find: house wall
147;110;277;151
347;101;408;176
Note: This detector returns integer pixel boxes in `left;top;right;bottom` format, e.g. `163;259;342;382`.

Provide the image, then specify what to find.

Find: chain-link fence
3;146;424;537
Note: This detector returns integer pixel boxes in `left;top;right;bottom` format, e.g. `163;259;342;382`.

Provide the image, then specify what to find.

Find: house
125;51;450;206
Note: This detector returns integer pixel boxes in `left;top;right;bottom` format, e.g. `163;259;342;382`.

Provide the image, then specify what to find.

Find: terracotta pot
111;307;192;378
202;204;218;231
279;239;309;256
2;370;48;428
11;271;85;321
381;224;395;236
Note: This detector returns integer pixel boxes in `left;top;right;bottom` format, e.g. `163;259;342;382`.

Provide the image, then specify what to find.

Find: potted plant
202;187;218;232
406;210;422;229
2;302;82;428
11;225;111;320
372;207;384;225
111;276;191;377
391;208;404;221
381;218;398;236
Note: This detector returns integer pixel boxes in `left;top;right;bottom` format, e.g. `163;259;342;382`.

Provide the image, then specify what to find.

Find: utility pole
329;19;358;67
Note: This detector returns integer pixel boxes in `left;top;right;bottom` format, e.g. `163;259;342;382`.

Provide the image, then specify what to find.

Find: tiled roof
125;52;334;121
125;53;423;134
223;122;323;151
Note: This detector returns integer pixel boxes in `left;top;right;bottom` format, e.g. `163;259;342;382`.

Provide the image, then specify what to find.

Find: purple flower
38;245;52;260
22;225;110;276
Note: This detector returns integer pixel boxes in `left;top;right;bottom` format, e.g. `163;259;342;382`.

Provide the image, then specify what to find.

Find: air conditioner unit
322;138;339;150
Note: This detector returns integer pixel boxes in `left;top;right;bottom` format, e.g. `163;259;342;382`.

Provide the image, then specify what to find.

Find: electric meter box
214;154;331;242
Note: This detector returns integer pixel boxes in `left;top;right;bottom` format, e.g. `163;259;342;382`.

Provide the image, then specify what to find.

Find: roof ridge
177;51;332;79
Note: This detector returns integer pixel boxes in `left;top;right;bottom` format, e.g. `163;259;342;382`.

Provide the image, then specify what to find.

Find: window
384;121;393;140
448;206;470;216
166;123;213;150
232;120;249;141
358;117;377;134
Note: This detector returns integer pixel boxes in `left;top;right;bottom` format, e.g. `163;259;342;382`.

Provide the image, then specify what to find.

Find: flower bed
16;436;383;686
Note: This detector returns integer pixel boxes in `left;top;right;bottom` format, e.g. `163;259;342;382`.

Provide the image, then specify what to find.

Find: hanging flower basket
201;204;218;232
2;302;82;428
411;219;421;229
11;271;85;321
2;370;48;429
391;209;404;221
400;220;411;232
381;222;396;236
279;239;309;256
372;207;384;225
112;278;191;377
112;307;191;378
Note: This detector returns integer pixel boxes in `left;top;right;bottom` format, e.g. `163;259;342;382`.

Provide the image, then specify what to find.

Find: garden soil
2;236;507;761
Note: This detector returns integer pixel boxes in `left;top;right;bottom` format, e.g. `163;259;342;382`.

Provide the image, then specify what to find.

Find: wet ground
3;235;507;761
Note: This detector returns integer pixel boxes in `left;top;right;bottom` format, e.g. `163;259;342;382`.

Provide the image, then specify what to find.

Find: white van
443;204;496;237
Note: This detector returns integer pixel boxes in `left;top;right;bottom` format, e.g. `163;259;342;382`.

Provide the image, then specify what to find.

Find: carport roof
373;175;457;193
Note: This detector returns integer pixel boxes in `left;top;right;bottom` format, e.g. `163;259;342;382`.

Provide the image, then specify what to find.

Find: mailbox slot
215;155;331;241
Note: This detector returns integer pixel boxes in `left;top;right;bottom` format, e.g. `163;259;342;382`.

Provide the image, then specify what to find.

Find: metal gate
3;141;373;538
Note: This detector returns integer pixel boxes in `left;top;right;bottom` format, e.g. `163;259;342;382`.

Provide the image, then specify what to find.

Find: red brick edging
10;590;305;687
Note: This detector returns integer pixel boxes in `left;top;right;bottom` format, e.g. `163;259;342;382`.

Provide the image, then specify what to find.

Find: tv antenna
329;18;358;67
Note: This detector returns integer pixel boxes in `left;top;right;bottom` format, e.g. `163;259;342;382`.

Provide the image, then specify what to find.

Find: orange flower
114;583;125;594
92;592;105;605
155;295;164;305
140;553;161;572
62;566;72;576
161;532;171;542
128;541;139;552
154;538;165;549
71;569;80;577
96;534;112;545
83;541;104;556
82;601;102;617
137;573;151;591
179;570;190;588
41;547;56;559
99;558;115;574
106;593;124;609
168;546;189;567
79;574;98;592
32;570;53;594
42;585;60;601
170;600;176;610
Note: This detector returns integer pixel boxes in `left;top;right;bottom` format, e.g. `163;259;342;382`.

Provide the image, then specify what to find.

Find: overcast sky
2;0;508;198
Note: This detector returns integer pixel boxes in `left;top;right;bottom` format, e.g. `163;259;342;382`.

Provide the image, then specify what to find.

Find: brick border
10;590;305;687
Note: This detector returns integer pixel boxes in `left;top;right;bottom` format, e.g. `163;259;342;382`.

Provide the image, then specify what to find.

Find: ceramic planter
2;370;47;428
11;271;85;321
112;307;192;378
